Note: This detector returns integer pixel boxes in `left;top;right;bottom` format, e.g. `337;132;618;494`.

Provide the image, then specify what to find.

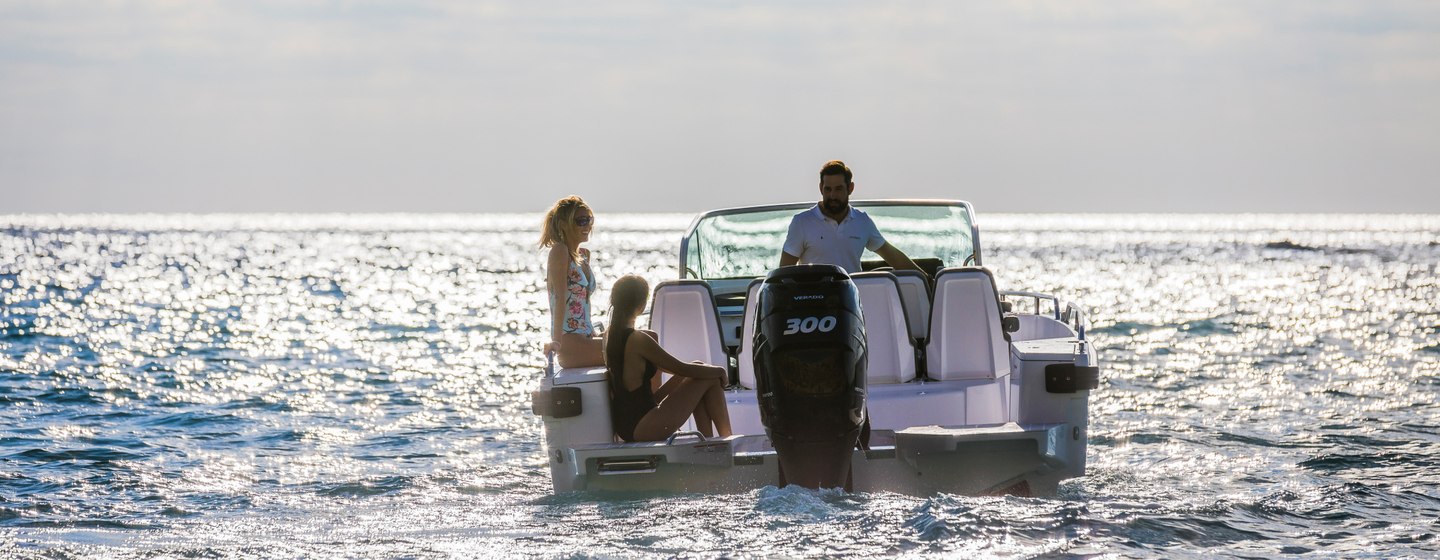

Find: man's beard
822;199;846;215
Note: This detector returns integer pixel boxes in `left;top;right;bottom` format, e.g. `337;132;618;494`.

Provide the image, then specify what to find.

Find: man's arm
874;243;926;277
779;252;799;268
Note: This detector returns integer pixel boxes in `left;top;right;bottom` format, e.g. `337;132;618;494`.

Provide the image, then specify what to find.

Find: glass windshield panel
683;203;975;280
864;205;975;269
683;208;793;279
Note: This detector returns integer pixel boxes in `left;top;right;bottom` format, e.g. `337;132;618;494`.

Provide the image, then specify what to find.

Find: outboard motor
753;265;867;490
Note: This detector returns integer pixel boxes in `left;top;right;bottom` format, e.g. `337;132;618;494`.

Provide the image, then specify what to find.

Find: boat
531;200;1099;496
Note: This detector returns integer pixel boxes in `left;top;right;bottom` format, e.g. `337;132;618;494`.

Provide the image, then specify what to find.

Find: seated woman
605;275;732;442
540;196;604;368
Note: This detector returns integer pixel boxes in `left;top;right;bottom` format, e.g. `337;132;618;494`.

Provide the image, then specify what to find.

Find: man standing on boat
778;160;928;277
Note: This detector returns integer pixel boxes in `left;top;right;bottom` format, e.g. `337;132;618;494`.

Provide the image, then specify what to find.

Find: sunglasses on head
574;215;593;227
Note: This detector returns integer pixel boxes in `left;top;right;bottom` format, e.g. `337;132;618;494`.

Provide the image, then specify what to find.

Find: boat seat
927;267;1011;380
736;279;763;390
892;269;931;343
649;280;728;371
851;272;917;384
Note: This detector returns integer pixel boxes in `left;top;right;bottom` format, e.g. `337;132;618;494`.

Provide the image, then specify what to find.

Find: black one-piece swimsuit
607;328;658;442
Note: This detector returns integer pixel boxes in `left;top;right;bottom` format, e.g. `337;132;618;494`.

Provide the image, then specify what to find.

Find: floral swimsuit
557;249;595;336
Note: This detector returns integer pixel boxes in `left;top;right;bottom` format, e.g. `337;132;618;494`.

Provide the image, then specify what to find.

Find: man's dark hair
819;160;853;184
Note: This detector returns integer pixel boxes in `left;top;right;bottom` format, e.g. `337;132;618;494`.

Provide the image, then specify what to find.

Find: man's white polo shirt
781;205;886;273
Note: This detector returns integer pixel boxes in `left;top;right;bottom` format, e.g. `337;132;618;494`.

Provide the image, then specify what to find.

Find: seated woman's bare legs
701;378;732;437
692;392;715;437
650;374;717;437
555;333;604;369
634;376;730;442
682;378;731;438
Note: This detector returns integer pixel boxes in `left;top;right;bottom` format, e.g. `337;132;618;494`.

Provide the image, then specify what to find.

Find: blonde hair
539;195;591;262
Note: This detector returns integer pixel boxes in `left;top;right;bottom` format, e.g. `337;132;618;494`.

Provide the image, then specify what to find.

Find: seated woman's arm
633;331;725;380
545;247;569;342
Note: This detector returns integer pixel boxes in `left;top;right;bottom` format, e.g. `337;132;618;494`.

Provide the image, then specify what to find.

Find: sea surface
1;213;1438;559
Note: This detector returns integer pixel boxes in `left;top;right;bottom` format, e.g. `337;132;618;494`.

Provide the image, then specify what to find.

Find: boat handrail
665;431;709;445
1000;290;1087;341
1001;290;1061;318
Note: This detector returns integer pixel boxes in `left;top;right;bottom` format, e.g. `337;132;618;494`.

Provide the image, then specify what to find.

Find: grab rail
665;431;708;445
1000;290;1088;341
1001;290;1061;319
1070;304;1087;341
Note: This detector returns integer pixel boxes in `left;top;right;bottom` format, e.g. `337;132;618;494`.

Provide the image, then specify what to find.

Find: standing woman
541;196;604;368
606;275;732;442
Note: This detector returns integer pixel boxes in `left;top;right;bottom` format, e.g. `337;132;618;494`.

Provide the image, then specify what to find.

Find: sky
2;1;1438;214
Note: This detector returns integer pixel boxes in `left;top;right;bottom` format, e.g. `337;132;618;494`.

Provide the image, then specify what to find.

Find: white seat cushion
892;270;931;342
851;272;917;384
649;280;728;368
926;268;1010;380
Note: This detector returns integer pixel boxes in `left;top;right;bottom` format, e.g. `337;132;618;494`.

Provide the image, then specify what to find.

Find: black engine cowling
753;264;867;489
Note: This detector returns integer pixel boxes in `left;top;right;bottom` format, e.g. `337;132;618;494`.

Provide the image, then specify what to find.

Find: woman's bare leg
701;378;732;437
653;374;679;401
692;396;715;437
555;333;604;369
633;377;715;442
647;373;703;433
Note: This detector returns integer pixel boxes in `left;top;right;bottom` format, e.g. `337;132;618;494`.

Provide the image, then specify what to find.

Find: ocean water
1;212;1438;559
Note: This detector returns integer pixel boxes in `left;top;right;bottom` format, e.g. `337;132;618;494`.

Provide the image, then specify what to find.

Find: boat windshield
681;201;978;280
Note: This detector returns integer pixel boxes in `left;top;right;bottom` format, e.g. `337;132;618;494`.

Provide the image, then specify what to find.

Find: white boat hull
533;333;1095;497
548;422;1084;496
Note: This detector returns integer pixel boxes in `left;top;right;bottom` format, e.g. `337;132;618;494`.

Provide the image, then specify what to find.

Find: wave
1265;240;1321;251
1299;451;1439;475
8;447;147;464
753;484;857;523
142;410;244;429
1091;316;1244;337
312;475;417;498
